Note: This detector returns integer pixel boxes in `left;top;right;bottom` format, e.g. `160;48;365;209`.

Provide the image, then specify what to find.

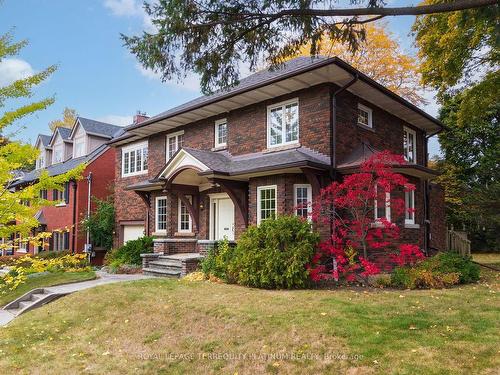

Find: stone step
143;267;181;278
18;301;31;310
149;260;182;268
30;293;46;302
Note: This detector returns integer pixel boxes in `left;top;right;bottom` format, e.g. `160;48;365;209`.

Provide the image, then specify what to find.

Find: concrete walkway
0;271;151;326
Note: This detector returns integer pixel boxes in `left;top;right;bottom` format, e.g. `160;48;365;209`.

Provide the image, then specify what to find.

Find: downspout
86;172;92;245
71;180;78;254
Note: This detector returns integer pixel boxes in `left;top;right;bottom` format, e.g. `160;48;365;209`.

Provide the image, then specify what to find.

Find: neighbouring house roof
9;144;108;188
110;56;443;146
34;210;47;226
71;117;123;139
156;146;330;181
37;134;52;148
337;142;439;179
49;126;73;146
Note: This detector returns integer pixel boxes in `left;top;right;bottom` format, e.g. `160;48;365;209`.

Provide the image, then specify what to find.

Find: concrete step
143;267;181;278
18;301;31;310
30;293;46;302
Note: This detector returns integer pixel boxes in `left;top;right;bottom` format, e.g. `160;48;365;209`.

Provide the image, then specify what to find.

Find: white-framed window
178;196;192;232
17;235;27;253
374;186;391;222
166;130;184;160
403;127;416;163
405;190;415;225
257;185;277;224
267;98;299;148
122;141;148;177
357;103;373;128
52;144;64;164
73;136;86;158
36;153;45;169
155;196;168;232
214;119;227;148
294;184;312;220
52;231;69;251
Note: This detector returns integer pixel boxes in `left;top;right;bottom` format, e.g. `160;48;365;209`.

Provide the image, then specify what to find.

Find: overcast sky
0;0;441;156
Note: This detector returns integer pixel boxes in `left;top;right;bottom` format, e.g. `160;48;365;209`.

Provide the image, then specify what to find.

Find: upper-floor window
166;131;184;160
36;154;45;169
257;185;277;224
403;127;416;163
358;103;373;128
39;189;48;200
73;136;86;158
294;184;312;220
52;144;64;164
122;141;148;177
214;119;227;148
267;99;299;148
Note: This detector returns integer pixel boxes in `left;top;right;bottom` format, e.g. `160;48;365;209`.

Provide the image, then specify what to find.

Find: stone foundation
153;238;198;254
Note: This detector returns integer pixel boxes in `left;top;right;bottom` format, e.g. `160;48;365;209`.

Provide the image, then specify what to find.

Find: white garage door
123;225;145;244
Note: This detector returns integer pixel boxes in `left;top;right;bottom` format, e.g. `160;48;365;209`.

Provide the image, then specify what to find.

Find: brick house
6;117;121;262
110;57;445;275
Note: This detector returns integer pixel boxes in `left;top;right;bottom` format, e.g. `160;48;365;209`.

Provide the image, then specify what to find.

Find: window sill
174;232;196;237
55;203;67;207
16;249;27;253
211;145;227;152
404;223;420;229
152;231;168;237
264;143;300;153
121;171;148;178
357;123;375;132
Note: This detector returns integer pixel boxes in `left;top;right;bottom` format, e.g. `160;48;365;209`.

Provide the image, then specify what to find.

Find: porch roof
156;146;330;181
124;178;163;192
336;142;439;179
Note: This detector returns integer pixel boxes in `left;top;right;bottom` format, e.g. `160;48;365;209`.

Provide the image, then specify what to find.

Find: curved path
0;271;151;326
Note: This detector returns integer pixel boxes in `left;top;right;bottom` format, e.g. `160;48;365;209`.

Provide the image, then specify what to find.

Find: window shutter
64;182;70;204
52;189;58;201
48;233;54;251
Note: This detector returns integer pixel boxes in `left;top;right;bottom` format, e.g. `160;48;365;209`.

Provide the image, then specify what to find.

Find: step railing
446;225;471;257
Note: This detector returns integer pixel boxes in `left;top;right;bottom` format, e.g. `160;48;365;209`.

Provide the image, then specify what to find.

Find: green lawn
0;271;96;307
0;269;498;374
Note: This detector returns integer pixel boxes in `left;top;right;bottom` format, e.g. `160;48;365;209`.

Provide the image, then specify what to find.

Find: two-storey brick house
110;57;445;274
7;117;121;262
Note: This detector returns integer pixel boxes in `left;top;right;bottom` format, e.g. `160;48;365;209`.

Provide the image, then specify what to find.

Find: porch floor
159;253;204;261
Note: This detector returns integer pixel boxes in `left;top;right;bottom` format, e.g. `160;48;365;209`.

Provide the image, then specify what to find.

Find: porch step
149;259;182;268
2;288;65;317
142;267;182;278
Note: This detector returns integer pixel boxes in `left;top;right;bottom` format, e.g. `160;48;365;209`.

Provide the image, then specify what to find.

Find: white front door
210;195;235;241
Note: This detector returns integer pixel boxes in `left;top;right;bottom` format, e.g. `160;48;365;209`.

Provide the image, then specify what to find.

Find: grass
0;271;96;307
0;269;498;374
473;253;500;267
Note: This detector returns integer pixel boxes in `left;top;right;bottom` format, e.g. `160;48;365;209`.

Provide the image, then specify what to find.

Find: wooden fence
446;225;471;257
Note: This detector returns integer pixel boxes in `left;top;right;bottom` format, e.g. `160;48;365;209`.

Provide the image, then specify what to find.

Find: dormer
49;127;73;164
69;117;122;158
34;134;52;169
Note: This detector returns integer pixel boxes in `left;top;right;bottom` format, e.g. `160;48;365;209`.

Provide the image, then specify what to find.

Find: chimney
133;111;149;125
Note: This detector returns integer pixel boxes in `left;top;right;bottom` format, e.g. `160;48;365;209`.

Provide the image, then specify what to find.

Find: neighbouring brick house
6;117;121;263
110;57;446;275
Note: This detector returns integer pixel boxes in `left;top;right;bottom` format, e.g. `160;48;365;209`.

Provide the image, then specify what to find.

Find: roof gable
70;117;123;140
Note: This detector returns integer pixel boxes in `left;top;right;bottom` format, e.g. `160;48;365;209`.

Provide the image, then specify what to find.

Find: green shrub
228;215;319;289
105;236;153;269
391;251;480;289
36;250;71;260
200;238;236;281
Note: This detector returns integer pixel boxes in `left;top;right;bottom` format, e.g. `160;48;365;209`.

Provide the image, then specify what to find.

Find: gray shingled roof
9;144;108;188
129;57;327;130
57;127;72;141
78;117;123;138
159;146;330;178
38;134;52;147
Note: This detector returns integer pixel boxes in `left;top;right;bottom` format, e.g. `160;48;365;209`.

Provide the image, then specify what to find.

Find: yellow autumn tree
48;107;77;131
295;23;426;106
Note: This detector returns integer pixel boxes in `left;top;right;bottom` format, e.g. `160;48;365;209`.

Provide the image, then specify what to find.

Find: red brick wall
429;182;446;251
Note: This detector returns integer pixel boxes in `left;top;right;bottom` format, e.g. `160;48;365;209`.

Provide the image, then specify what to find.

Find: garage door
123;225;145;244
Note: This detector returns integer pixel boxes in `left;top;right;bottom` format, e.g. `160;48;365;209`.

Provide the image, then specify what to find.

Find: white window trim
73;135;87;158
266;98;299;149
52;144;64;164
374;188;391;222
358;103;373;129
257;185;277;225
177;196;193;233
155;196;168;233
293;184;312;220
403;126;417;164
405;190;416;225
214;118;227;148
122;141;148;177
166;130;185;161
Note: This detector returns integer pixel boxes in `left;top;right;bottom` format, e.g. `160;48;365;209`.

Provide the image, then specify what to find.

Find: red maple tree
308;151;424;282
